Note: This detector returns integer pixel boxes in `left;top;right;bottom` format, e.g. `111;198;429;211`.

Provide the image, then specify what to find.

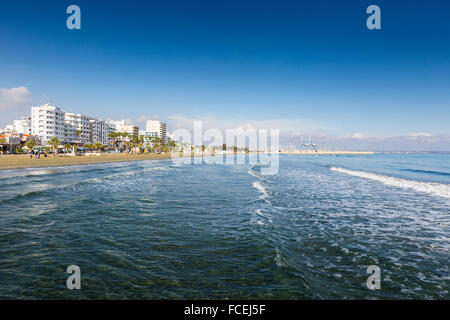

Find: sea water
0;153;449;299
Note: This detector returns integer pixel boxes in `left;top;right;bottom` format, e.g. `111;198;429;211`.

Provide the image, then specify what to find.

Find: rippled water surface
0;154;449;299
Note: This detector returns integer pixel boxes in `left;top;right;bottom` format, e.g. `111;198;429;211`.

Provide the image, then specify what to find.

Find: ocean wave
402;168;450;177
255;209;273;223
247;169;260;180
248;165;262;178
252;181;269;200
1;177;105;203
330;167;450;199
0;165;112;180
1;165;172;203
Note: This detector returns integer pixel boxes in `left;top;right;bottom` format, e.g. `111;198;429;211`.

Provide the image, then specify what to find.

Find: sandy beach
0;153;175;170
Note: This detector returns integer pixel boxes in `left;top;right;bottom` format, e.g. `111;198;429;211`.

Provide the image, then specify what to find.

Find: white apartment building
139;130;160;148
64;112;92;143
90;119;114;145
145;120;167;142
107;120;139;136
31;104;66;144
4;125;15;134
12;116;32;135
30;104;115;145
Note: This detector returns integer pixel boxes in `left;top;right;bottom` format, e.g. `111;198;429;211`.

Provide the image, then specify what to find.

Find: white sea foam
330;167;450;199
247;169;260;180
252;181;269;199
274;247;288;267
255;209;273;223
248;168;267;182
255;209;264;217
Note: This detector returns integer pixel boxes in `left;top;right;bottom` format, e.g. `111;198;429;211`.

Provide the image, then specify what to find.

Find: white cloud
136;114;160;126
410;132;432;137
161;113;450;151
0;86;32;111
0;86;33;127
348;133;365;139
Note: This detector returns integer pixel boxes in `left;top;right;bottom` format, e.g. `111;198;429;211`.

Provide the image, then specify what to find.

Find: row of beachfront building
2;104;169;149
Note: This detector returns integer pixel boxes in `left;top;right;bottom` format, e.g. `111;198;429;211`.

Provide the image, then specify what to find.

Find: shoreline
0;153;176;171
279;151;375;155
0;151;375;171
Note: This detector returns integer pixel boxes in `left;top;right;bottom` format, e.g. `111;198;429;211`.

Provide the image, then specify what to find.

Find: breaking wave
330;167;450;199
252;181;269;200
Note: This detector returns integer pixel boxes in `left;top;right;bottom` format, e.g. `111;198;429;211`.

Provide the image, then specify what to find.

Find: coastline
0;151;375;171
279;151;375;155
0;153;175;170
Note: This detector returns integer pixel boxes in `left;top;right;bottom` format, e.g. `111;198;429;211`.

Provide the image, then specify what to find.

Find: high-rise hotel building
29;104;114;145
145;120;167;142
90;119;114;146
107;120;139;137
64;112;92;143
12;116;32;135
31;104;66;144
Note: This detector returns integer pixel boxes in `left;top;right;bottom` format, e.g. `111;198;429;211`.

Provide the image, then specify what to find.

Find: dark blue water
0;154;449;299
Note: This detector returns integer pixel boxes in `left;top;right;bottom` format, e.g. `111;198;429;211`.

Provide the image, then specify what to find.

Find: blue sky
1;0;449;150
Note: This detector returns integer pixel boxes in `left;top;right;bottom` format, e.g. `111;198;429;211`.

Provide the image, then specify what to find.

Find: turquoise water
0;154;449;299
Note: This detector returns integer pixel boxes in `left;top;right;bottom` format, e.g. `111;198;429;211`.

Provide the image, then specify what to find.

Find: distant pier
279;150;375;155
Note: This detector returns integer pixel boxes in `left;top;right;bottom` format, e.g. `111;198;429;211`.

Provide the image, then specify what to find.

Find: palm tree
48;137;60;157
123;139;132;154
83;143;93;152
201;145;206;158
25;140;36;151
94;142;103;152
121;132;130;152
72;130;82;154
109;132;116;148
127;135;141;154
64;143;72;153
75;130;81;140
109;131;122;151
138;135;144;153
169;140;177;152
149;136;162;153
